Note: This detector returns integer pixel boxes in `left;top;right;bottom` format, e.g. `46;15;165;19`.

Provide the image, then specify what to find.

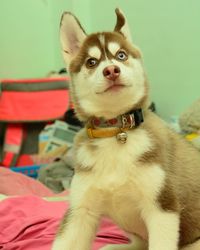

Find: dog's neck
86;109;144;143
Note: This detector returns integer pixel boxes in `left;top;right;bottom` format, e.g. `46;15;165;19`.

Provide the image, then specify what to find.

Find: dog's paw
99;245;131;250
100;245;118;250
100;244;147;250
51;238;69;250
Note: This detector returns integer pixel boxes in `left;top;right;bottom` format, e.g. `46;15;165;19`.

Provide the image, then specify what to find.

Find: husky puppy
52;8;200;250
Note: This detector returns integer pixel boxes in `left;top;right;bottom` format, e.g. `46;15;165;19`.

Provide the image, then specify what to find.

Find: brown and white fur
52;8;200;250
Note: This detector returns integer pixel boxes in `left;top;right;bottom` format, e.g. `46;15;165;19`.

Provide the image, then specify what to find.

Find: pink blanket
0;196;129;250
0;167;68;197
0;168;129;249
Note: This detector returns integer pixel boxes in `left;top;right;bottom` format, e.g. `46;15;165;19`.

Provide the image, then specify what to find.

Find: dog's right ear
60;12;86;67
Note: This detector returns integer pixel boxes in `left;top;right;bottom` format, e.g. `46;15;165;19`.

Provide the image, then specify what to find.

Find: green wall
0;0;55;78
0;0;90;77
0;0;200;120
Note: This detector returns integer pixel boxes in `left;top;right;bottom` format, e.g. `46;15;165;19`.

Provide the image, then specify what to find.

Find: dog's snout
103;65;120;81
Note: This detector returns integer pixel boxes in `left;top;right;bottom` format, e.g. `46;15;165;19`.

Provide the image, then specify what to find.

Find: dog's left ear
114;8;132;43
60;12;87;67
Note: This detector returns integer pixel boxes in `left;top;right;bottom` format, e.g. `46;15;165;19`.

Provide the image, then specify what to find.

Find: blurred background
0;0;200;120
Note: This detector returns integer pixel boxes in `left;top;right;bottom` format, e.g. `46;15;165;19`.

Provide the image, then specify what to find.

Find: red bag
0;77;70;167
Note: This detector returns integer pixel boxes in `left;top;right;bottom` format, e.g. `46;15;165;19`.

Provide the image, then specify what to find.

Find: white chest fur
72;128;165;202
76;128;152;172
70;128;166;239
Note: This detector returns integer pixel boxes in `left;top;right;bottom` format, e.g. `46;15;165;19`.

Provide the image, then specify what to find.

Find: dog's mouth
96;81;129;94
104;83;126;92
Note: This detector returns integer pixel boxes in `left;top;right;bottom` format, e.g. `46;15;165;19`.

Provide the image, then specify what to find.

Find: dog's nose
103;65;120;81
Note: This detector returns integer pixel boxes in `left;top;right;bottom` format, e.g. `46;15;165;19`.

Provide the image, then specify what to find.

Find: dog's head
60;9;149;121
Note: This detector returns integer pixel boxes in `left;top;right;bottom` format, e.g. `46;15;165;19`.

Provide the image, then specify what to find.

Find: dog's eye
116;51;128;61
86;58;98;68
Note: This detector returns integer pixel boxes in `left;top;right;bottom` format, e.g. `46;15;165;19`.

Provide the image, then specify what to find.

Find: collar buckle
121;114;135;129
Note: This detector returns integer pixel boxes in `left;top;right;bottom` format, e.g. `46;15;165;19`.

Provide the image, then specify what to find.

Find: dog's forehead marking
98;34;105;48
108;42;121;56
88;46;101;59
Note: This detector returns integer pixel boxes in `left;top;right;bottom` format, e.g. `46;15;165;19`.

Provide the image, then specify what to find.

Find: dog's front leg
143;209;180;250
52;207;100;250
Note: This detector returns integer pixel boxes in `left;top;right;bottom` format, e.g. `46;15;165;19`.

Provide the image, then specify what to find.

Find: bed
0;167;129;249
